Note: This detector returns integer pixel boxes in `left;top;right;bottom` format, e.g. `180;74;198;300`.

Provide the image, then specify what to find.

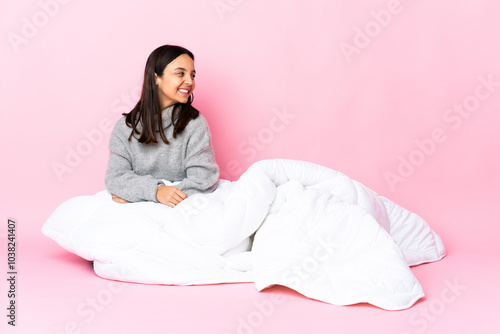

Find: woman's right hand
112;194;130;203
156;185;187;208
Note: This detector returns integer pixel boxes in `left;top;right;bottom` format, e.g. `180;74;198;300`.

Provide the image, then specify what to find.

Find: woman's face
155;53;196;109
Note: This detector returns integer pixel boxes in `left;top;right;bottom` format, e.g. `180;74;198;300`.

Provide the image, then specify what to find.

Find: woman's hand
112;194;130;203
156;185;187;208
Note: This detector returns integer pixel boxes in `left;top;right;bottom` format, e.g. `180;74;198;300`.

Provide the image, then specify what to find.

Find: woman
105;45;220;208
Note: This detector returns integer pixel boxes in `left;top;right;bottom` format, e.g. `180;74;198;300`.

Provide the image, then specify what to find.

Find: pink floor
3;195;499;334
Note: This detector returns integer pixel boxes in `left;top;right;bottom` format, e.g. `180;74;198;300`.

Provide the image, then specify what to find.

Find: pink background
1;0;499;333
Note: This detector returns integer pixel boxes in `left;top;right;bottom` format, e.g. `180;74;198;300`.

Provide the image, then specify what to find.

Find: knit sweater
104;105;220;203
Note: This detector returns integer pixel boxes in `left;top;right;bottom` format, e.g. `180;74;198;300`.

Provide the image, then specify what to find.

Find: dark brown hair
124;45;199;144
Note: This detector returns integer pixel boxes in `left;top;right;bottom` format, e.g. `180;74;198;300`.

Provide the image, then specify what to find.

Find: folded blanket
42;159;445;310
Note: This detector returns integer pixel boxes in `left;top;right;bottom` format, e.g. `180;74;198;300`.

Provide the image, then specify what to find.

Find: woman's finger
170;193;185;203
175;189;188;199
156;186;187;207
112;194;129;203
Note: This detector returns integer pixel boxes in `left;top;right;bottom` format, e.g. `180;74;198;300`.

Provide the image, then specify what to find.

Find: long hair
124;45;199;144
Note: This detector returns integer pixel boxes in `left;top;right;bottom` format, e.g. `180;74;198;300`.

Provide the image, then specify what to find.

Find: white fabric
42;159;445;310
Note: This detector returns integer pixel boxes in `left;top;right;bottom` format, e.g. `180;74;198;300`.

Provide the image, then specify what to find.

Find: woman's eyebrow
174;67;196;73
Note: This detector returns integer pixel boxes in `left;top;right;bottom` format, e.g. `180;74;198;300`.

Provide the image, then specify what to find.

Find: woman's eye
191;74;196;79
177;72;184;76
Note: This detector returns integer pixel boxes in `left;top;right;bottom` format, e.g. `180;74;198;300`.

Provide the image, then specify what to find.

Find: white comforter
42;159;445;310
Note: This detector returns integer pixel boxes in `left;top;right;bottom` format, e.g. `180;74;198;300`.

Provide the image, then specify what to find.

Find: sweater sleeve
175;117;220;195
104;123;160;203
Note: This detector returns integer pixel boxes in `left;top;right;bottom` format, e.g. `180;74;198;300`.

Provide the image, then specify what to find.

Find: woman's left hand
112;194;130;203
156;185;187;208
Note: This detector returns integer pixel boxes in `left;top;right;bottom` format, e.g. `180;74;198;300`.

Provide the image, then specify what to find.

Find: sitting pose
105;45;220;207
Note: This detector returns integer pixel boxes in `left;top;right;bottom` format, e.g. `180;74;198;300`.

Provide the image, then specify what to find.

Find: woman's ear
154;73;159;86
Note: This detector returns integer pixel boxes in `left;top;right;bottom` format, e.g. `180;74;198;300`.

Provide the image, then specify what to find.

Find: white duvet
42;159;445;310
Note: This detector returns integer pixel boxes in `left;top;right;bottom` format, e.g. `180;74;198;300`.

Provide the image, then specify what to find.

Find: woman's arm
105;126;162;203
175;116;220;195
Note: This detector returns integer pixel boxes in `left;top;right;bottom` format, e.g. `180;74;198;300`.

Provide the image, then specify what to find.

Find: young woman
105;45;220;208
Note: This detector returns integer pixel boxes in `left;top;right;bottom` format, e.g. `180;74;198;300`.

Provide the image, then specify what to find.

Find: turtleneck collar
159;104;177;130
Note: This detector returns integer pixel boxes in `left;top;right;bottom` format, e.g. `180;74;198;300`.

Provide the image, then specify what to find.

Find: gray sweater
105;105;220;202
